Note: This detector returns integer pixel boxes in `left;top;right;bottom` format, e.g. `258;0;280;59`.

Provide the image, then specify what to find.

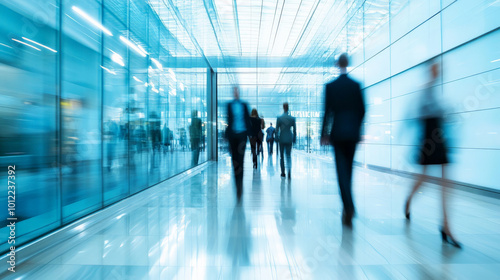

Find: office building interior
0;0;499;279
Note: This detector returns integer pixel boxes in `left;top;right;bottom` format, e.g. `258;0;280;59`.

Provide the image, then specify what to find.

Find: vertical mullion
127;0;131;197
100;0;105;209
146;9;150;188
57;0;63;226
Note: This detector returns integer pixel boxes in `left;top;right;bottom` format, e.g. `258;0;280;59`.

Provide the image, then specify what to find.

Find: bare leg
440;164;461;247
441;165;452;234
405;166;428;217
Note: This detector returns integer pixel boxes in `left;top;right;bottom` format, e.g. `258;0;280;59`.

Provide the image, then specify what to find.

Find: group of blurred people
225;87;298;201
103;110;205;170
226;53;461;248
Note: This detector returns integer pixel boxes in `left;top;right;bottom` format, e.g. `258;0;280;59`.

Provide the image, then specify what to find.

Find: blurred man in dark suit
189;110;202;166
321;53;365;227
276;103;296;179
226;86;251;202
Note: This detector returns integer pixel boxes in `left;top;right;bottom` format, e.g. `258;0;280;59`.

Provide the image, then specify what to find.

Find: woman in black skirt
404;63;461;248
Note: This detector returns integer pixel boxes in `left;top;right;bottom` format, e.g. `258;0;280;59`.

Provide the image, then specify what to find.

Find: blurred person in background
150;112;162;168
321;53;365;228
266;122;276;155
249;109;264;169
104;120;118;171
226;86;251;202
179;127;187;151
259;114;265;158
162;123;173;153
275;115;280;158
135;122;147;154
276;102;296;179
190;110;202;166
404;62;461;248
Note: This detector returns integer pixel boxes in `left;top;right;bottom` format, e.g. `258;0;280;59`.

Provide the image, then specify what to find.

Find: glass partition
0;0;211;254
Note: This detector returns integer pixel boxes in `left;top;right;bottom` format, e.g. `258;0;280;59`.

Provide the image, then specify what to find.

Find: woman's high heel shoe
440;228;462;249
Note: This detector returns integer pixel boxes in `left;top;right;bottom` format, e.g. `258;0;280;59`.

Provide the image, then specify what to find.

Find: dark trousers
276;140;280;156
333;141;357;216
280;143;292;174
250;137;261;167
191;138;200;166
267;139;274;154
229;133;247;200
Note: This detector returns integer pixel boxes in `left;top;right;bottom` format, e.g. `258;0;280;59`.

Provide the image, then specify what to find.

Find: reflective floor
8;152;500;280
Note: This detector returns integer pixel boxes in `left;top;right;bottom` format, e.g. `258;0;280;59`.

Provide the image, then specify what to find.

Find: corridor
6;153;500;280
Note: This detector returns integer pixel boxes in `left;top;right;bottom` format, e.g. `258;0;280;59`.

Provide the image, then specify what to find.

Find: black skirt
418;117;449;165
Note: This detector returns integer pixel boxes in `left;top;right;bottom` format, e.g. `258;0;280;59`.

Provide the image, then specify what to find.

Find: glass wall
0;0;211;253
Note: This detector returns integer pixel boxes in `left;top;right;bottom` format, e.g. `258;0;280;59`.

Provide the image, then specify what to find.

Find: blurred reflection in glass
150;111;162;170
190;110;202;166
102;6;129;204
179;127;187;151
338;226;355;278
129;57;148;193
162;123;173;153
267;154;275;177
60;0;102;221
276;180;296;237
0;0;211;253
227;206;252;277
0;1;59;247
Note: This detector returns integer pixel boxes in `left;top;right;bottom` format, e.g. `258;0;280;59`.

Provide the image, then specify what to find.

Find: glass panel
0;0;213;254
148;9;162;185
102;7;129;205
0;1;59;253
129;0;150;194
61;0;102;222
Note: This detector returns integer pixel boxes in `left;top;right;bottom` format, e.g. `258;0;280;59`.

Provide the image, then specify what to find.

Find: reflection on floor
8;152;500;279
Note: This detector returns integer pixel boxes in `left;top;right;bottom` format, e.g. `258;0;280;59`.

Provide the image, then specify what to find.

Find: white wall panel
391;62;436;98
364;48;390;86
364;123;392;144
443;68;500;114
391;119;421;146
391;15;441;75
365;101;391;124
446;108;500;149
364;22;390;60
448;148;500;189
390;90;426;121
365;80;390;105
390;0;441;43
442;29;500;83
365;144;391;168
442;0;500;51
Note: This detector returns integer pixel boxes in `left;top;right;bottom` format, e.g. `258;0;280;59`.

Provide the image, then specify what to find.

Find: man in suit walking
226;86;251;202
266;123;276;155
189;110;202;166
321;53;366;227
276;103;296;179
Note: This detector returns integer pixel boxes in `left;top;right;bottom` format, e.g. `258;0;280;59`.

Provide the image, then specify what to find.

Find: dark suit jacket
249;117;262;138
190;117;202;140
226;100;251;138
276;112;296;144
321;74;366;143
